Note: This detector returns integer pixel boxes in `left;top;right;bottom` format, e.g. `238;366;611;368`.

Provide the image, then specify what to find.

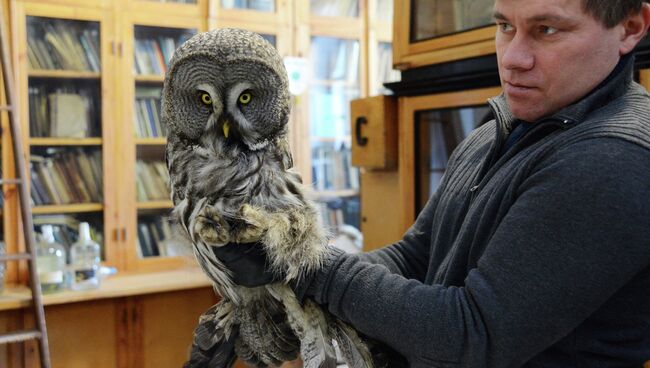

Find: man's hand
212;242;281;287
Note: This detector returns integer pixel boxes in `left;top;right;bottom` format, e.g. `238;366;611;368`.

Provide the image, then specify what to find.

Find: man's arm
303;138;650;367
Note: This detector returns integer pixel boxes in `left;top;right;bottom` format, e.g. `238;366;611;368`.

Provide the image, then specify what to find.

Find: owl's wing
328;318;375;368
184;303;237;368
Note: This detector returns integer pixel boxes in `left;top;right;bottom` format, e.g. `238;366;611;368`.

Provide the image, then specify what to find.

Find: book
49;93;89;138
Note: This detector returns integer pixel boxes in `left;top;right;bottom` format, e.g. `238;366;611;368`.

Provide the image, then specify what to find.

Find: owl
163;28;374;368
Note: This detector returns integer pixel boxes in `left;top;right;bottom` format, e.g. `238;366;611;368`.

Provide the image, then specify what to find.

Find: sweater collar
490;54;634;129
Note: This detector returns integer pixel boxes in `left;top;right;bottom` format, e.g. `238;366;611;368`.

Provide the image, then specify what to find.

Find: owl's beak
223;120;231;138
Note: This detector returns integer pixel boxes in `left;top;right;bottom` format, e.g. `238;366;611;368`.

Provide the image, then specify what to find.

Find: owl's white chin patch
246;139;270;151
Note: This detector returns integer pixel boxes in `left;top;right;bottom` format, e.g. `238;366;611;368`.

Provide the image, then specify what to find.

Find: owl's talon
233;204;268;243
195;205;231;246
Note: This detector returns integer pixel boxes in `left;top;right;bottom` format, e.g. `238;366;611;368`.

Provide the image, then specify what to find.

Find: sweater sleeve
343;123;493;281
303;138;650;367
349;189;439;280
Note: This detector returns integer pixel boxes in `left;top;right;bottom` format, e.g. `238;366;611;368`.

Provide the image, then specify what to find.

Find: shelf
32;203;104;215
135;74;165;83
313;189;359;199
135;137;167;145
0;268;210;311
137;200;173;210
30;137;103;146
28;69;101;79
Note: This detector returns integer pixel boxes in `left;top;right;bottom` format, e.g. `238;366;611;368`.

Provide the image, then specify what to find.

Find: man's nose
501;34;535;71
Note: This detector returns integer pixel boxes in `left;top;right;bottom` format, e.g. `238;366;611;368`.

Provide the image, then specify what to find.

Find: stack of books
29;83;100;138
27;18;100;71
30;149;103;205
134;34;192;75
134;86;165;138
136;160;170;201
137;215;180;257
311;143;358;191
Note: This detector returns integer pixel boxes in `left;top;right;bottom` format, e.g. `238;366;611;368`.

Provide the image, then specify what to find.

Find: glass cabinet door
25;14;107;261
376;42;400;94
309;36;361;231
221;0;275;12
415;105;492;212
129;24;197;265
411;0;494;41
310;0;360;17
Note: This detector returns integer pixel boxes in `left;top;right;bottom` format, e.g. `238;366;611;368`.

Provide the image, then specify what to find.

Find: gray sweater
302;57;650;367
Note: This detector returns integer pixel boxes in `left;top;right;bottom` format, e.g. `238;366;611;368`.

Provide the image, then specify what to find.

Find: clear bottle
69;222;101;291
35;225;67;293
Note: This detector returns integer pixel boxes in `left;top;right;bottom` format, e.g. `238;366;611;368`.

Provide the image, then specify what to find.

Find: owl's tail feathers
302;299;338;368
328;319;374;368
269;284;337;368
184;303;238;368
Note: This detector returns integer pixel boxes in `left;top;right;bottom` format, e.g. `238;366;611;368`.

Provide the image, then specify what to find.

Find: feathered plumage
163;28;374;368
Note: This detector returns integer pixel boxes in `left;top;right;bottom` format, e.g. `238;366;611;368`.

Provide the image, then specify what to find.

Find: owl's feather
164;28;374;368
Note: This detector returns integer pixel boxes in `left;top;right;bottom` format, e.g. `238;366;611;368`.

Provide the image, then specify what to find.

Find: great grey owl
163;28;374;368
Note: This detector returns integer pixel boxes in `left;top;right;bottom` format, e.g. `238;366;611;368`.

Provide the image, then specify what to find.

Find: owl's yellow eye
200;92;212;105
239;92;252;105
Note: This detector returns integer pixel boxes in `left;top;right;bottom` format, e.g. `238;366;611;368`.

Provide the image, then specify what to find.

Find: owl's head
163;28;290;151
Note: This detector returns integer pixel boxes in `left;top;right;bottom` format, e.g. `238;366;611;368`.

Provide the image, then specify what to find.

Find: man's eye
498;22;514;32
540;26;558;35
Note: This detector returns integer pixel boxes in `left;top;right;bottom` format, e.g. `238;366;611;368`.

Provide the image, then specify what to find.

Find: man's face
494;0;625;122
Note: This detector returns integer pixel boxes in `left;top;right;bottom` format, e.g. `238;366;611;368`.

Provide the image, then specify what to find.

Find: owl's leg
194;204;231;246
262;208;328;282
232;204;269;243
268;284;337;368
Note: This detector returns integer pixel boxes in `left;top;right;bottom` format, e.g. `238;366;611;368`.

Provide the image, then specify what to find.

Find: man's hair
583;0;646;28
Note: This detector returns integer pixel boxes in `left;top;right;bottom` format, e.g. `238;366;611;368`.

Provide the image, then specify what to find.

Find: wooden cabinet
396;87;500;231
12;1;119;278
393;0;496;69
0;270;215;367
119;12;204;272
5;0;397;274
1;0;398;364
350;96;397;169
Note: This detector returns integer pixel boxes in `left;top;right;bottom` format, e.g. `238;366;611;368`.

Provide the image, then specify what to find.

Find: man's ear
620;2;650;55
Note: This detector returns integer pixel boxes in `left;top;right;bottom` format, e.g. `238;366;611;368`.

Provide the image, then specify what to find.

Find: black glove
211;242;281;287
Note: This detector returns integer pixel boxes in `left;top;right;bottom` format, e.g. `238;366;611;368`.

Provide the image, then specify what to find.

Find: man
216;0;650;366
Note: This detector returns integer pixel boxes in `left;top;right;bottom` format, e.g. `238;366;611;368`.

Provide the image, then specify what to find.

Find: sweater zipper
469;104;575;201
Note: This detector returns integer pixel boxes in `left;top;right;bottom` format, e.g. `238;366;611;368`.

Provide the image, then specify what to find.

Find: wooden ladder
0;3;52;368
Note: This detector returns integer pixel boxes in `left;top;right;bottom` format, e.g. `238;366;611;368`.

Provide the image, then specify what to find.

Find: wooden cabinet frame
392;0;496;70
120;13;206;272
397;86;501;232
12;1;119;274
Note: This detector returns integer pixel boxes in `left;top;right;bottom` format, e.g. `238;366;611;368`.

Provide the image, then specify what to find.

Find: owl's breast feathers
168;135;304;211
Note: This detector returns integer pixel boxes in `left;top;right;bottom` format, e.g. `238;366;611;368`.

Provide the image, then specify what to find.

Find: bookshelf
4;0;397;279
296;0;367;233
120;13;203;271
0;0;410;366
14;2;118;273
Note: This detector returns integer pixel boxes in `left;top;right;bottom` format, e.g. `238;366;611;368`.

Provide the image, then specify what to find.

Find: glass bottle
69;222;101;291
35;225;67;293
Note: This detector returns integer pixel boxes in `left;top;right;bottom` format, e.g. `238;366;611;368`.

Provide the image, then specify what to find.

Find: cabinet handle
121;228;127;242
355;116;368;147
113;228;120;241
